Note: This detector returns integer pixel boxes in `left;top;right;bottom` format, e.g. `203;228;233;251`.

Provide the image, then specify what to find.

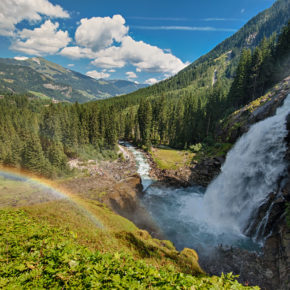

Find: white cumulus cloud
11;20;71;56
60;14;188;76
60;46;98;59
126;71;137;80
145;78;159;85
91;36;189;75
0;0;69;36
75;15;128;51
86;70;110;79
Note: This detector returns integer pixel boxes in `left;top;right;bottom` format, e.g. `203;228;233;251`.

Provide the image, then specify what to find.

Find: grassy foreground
0;176;259;289
0;209;259;289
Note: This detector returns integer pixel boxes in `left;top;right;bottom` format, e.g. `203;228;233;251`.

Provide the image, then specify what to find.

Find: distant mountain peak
0;57;148;103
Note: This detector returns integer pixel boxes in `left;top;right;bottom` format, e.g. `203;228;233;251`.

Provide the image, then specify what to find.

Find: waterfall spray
204;94;290;238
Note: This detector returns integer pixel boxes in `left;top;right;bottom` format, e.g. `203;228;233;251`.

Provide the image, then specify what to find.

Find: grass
0;176;56;207
150;148;195;170
0;171;259;289
150;142;232;170
0;209;259;289
76;144;118;162
29;90;50;100
192;142;233;162
0;175;203;274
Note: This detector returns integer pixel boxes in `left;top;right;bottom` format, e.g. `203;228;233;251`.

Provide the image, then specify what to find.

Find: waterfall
121;96;290;252
203;94;290;238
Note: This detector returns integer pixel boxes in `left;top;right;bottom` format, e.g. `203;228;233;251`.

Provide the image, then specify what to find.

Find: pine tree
138;100;152;148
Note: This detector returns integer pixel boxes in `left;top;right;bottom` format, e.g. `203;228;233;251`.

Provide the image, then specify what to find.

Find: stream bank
123;79;290;290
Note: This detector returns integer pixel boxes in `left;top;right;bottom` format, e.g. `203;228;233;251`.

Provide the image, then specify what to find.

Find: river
120;94;290;255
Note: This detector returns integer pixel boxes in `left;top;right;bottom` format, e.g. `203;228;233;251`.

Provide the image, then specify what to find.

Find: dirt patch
62;147;162;237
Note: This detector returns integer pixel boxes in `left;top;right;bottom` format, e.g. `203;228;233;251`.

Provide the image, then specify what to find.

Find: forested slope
0;57;147;103
122;0;290;101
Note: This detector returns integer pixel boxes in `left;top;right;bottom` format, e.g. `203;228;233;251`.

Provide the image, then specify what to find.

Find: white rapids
122;94;290;252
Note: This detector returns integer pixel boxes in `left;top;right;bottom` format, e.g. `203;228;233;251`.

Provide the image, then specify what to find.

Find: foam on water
123;95;290;252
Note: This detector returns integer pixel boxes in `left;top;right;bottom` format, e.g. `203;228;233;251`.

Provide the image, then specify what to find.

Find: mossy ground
192;143;233;162
150;148;195;170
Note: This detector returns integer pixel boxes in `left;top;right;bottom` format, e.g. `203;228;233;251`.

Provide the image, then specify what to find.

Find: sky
0;0;276;84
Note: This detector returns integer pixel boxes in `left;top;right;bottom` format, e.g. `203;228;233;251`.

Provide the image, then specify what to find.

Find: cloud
75;15;128;51
127;16;188;21
241;8;245;14
108;69;116;72
60;14;188;76
145;78;159;85
0;0;69;36
67;63;74;67
60;46;97;59
132;25;236;32
126;71;137;80
11;20;71;55
14;56;29;61
204;18;227;21
86;70;110;79
91;36;189;75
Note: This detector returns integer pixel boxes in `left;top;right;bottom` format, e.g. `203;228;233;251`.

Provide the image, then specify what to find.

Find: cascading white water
122;95;290;252
119;141;153;190
203;94;290;236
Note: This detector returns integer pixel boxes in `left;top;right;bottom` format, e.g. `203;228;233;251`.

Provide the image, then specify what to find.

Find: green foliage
138;99;152;148
229;21;290;110
0;95;119;177
0;209;258;289
1;9;290;177
189;143;202;153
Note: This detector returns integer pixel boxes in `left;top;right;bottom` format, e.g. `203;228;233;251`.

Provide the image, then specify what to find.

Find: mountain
123;0;290;100
0;57;147;103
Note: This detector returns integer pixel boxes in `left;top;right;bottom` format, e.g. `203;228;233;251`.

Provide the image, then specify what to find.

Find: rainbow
0;166;103;228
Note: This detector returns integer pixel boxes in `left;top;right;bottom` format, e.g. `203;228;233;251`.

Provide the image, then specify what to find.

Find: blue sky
0;0;276;84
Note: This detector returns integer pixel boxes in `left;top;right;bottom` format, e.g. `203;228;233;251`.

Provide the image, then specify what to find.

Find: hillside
121;0;290;101
0;170;257;289
0;57;147;103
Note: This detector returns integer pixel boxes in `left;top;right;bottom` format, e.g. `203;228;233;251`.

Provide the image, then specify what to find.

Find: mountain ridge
120;0;290;100
0;57;147;103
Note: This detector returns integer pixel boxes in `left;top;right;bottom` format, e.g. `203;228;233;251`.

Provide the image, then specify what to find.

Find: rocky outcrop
188;157;225;186
219;76;290;144
203;111;290;290
101;174;163;237
147;152;224;187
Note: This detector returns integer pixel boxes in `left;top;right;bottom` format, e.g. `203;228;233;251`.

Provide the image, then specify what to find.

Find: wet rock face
202;89;290;289
188;157;224;186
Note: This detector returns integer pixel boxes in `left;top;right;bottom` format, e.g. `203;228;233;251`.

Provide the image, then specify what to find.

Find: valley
1;0;290;289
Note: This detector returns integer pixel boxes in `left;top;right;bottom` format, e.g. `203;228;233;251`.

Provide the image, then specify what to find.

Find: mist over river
121;94;290;256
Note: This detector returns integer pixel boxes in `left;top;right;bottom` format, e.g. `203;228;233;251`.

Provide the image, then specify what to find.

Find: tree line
0;21;289;176
0;96;119;177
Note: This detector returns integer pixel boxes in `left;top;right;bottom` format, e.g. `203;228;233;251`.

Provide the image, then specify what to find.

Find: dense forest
0;20;289;176
0;97;119;177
